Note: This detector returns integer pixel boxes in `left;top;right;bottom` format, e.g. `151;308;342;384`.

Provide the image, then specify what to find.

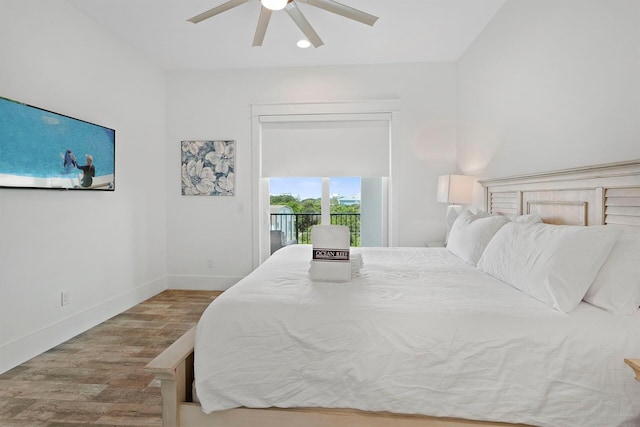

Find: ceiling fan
187;0;379;48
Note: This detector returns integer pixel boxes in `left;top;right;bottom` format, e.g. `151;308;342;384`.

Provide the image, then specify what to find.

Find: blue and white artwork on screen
0;96;115;191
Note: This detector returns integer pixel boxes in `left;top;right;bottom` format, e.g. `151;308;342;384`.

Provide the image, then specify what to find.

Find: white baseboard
167;274;242;291
0;276;167;375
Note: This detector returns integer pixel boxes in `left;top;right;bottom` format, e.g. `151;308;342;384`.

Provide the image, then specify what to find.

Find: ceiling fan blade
285;2;324;48
297;0;378;26
187;0;249;24
253;7;272;46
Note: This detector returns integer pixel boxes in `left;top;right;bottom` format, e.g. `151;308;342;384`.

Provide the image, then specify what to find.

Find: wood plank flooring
0;290;221;426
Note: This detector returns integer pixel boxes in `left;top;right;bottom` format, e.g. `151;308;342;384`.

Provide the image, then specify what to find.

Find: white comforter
194;245;640;427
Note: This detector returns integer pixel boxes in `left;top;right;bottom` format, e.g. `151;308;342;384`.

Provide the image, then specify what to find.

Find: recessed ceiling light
297;39;311;48
261;0;288;11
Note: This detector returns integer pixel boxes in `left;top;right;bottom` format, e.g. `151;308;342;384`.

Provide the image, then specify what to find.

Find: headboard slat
605;197;640;207
607;188;640;197
605;206;640;216
491;192;519;199
491;202;517;209
605;215;640;227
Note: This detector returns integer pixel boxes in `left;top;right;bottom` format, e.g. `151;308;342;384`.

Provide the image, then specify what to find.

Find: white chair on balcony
270;230;297;255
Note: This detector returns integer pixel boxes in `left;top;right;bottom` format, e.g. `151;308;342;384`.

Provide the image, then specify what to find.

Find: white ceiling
67;0;506;70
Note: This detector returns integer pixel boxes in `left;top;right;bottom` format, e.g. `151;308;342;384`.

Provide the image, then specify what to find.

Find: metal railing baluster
270;213;361;246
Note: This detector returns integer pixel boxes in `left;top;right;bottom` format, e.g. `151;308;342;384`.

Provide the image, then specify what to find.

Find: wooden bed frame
146;160;640;427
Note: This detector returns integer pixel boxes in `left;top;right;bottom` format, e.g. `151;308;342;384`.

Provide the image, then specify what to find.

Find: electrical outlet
61;291;70;306
206;259;214;269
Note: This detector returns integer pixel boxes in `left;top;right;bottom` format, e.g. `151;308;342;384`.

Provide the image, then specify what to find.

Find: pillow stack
477;222;620;313
446;210;637;315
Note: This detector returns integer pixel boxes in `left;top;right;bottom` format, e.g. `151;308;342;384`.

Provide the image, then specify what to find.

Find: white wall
0;0;167;373
166;63;458;288
457;0;640;186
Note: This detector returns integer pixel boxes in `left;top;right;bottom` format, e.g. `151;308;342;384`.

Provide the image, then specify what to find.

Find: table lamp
437;174;474;241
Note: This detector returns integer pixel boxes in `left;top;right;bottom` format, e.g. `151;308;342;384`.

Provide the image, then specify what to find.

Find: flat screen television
0;96;115;191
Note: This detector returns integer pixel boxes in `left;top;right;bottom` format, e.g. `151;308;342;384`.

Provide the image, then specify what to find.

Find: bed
147;160;640;427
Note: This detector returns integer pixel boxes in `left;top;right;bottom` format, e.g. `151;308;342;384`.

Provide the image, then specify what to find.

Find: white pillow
474;209;491;217
446;210;510;266
583;228;640;315
512;214;543;224
477;211;542;224
477;222;620;313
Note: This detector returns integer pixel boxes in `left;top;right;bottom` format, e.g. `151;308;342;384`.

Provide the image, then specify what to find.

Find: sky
270;177;361;200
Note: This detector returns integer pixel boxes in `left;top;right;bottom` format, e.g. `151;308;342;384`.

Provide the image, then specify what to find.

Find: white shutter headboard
478;160;640;227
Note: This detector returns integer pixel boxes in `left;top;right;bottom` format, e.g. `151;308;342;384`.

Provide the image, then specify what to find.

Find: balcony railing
270;213;361;246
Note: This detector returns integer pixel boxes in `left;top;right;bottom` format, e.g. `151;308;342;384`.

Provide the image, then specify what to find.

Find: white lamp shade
436;174;474;204
261;0;288;10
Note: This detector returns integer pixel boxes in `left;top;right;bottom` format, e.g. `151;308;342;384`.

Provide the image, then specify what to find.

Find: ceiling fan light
261;0;288;11
297;39;311;48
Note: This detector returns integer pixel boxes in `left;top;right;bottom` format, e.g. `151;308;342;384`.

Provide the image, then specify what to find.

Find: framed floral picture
181;140;235;196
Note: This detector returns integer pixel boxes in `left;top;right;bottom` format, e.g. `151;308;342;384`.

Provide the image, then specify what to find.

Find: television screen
0;96;115;191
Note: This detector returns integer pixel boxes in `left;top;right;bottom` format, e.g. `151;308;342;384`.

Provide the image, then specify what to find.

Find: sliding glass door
253;102;398;265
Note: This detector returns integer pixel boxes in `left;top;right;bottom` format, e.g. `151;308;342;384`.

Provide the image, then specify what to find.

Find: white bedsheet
194;245;640;427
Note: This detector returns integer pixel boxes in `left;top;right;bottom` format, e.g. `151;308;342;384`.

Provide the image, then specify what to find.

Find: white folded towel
309;225;351;282
311;224;350;249
351;253;363;277
309;253;363;281
309;260;351;282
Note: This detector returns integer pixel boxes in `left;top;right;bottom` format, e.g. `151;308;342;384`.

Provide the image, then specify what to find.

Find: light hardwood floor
0;290;221;426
